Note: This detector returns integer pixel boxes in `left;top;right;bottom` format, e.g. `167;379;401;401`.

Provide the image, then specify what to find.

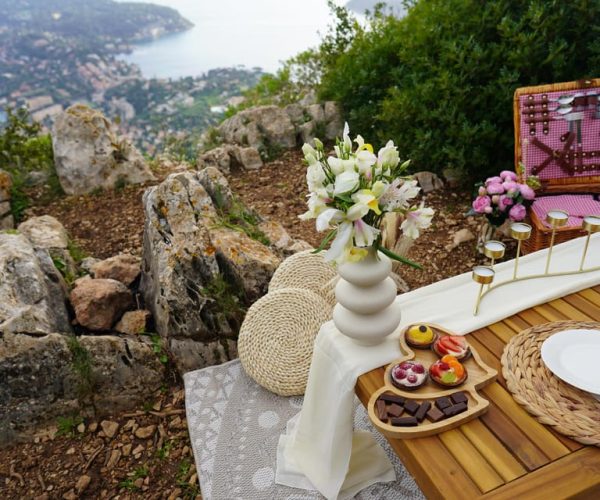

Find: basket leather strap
530;133;575;175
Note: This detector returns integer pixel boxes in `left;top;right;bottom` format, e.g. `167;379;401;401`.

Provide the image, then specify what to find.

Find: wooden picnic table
356;285;600;499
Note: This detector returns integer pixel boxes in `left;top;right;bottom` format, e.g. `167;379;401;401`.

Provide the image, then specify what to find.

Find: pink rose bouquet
470;170;537;226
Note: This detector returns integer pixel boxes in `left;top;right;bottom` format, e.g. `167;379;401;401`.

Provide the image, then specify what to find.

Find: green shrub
0;107;61;220
317;0;600;181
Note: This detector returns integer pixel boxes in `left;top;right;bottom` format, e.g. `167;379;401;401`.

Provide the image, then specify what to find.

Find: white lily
380;179;421;211
342;122;352;153
353;218;380;247
325;220;353;262
349;181;387;218
302;143;318;165
299;188;331;221
333;170;360;196
377;140;400;169
328;156;356;175
356;149;377;175
401;203;435;239
306;163;326;191
316;208;344;231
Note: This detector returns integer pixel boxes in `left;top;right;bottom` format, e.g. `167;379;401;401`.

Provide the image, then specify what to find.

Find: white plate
541;329;600;399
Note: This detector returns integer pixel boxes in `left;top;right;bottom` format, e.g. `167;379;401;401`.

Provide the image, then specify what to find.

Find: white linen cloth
276;233;600;499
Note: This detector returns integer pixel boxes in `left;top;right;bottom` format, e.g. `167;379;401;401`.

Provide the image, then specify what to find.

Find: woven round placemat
268;250;337;298
238;288;332;396
501;320;600;446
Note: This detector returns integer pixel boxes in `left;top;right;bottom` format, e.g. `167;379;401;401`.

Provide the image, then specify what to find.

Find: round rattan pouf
238;288;332;396
502;320;600;446
268;250;337;298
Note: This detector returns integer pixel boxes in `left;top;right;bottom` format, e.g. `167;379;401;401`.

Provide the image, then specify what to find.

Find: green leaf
312;228;337;254
376;244;422;270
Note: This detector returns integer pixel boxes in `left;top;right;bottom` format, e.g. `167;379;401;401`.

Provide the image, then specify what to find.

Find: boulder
18;215;76;276
91;253;141;287
414;171;445;194
231;146;263;171
0;233;71;335
115;310;151;335
70;278;134;331
218;105;296;151
0;169;14;230
80;256;100;276
323;101;344;140
140;171;280;373
197;145;233;174
52;105;155;195
196;166;234;211
0;332;164;440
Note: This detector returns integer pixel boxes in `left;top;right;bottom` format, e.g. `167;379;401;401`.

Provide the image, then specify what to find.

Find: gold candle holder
483;240;505;289
545;209;569;274
510;222;532;279
472;266;495;315
580;215;600;270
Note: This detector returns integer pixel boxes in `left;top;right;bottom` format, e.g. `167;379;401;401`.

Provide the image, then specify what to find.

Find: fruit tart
405;324;437;349
432;335;470;360
390;361;428;390
429;355;468;387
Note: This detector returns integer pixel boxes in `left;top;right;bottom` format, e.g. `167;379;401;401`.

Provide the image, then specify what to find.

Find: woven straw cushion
269;250;337;297
238;288;332;396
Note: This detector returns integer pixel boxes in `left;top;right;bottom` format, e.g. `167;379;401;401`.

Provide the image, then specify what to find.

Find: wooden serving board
368;323;497;438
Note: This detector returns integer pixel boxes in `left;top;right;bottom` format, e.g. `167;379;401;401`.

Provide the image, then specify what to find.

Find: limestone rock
196;166;234;211
450;228;476;250
91;253;141;287
218;105;296;150
70;278;134;331
52;105;155;195
0;233;71;335
18;215;76;276
323;101;344;140
80;257;100;276
75;475;91;494
231;146;263;170
100;420;120;439
0;169;14;230
134;424;156;440
115;310;151;335
196;146;232;174
259;220;292;252
140;171;280;373
414;171;445;194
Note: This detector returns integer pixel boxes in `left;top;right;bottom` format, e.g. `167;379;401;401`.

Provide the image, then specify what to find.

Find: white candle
485;241;505;252
473;266;495;277
511;223;531;233
547;210;568;220
584;215;600;226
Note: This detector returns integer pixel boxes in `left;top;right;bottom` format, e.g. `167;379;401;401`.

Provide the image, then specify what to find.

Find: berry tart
432;335;470;360
390;361;428;390
429;355;468;387
405;324;437;349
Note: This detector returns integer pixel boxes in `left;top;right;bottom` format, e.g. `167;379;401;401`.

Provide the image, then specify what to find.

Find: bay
116;0;347;79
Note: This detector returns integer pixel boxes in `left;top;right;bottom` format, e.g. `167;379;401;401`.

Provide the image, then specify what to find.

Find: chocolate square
390;416;418;427
376;400;387;421
415;401;431;423
387;403;404;417
450;391;468;405
404;400;420;416
379;394;405;406
426;406;445;423
435;397;452;410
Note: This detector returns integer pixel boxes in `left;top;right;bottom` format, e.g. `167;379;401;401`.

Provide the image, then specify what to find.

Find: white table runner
276;233;600;499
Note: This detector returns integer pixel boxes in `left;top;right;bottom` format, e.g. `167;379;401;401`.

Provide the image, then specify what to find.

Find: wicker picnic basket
514;78;600;253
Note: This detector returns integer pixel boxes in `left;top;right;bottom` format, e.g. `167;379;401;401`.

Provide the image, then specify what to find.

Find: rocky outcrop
214;101;344;161
115;310;151;335
52;105;155;195
91;253;141;287
18;215;76;277
0;233;71;335
197;144;263;174
70;277;134;331
414;171;444;194
0;332;164;440
0;169;14;230
140;169;281;373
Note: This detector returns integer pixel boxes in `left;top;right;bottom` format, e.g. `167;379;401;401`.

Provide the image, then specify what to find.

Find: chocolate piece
379;393;405;406
415;401;431;423
443;401;468;418
404;400;420;416
451;391;468;405
390;416;418;427
426;406;445;423
387;403;404;417
376;400;387;421
435;397;452;410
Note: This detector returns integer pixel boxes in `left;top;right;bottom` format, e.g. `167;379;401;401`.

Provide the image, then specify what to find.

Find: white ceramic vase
333;247;402;345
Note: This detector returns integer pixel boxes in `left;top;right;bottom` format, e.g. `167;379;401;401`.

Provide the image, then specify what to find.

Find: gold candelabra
472;211;600;316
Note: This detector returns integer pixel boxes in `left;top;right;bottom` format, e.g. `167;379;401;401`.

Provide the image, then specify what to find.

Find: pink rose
484;206;493;214
478;186;487;196
486;183;505;195
472;195;491;213
509;203;527;221
498;195;514;211
519;183;535;200
500;170;518;182
485;176;503;185
502;180;518;192
491;195;500;204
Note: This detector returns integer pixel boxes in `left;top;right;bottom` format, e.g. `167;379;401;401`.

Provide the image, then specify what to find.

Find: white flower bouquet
300;123;434;266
